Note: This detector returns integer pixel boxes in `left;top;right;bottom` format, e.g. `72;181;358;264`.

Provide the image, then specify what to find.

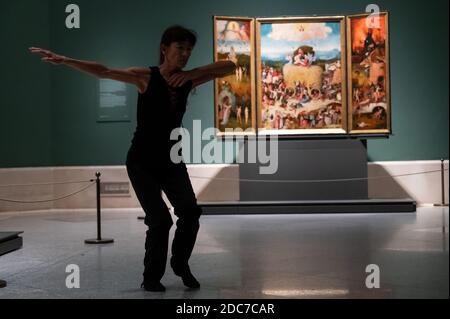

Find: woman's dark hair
159;25;197;64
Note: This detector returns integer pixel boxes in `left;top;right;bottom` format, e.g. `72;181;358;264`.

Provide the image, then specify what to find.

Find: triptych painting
213;13;390;137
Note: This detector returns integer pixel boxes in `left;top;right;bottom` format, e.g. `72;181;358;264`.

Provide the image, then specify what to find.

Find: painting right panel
347;12;391;134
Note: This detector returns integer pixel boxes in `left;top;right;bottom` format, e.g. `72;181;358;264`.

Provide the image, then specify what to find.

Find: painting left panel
213;16;256;136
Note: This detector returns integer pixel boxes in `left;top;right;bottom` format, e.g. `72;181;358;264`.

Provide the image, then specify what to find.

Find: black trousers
126;146;202;282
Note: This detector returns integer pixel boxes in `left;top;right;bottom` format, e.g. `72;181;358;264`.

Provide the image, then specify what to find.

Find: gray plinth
199;138;415;215
239;139;368;201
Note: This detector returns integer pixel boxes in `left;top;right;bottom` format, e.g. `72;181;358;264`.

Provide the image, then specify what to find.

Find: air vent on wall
100;182;130;197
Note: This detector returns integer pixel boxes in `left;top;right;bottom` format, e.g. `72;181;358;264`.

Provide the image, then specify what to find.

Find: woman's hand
29;47;67;65
167;70;196;88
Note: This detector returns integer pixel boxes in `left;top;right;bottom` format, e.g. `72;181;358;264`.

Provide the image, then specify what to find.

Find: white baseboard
368;160;449;205
0;164;239;213
0;160;447;213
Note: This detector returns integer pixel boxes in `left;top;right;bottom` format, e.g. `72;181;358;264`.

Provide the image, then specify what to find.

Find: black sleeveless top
131;66;193;161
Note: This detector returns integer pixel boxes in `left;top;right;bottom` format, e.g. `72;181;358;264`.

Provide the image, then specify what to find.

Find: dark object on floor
0;232;23;257
0;231;24;289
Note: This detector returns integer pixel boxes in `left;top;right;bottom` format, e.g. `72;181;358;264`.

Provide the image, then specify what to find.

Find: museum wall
1;0;53;168
0;0;448;168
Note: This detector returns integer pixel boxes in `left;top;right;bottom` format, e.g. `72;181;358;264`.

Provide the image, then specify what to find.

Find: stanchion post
435;159;449;207
441;159;446;206
96;172;101;240
85;172;114;244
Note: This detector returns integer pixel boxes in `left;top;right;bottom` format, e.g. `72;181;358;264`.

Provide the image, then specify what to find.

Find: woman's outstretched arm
28;47;150;93
168;60;236;88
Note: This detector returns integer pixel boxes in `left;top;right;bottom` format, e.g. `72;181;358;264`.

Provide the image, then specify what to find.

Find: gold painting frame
347;12;391;135
213;16;256;137
256;16;348;136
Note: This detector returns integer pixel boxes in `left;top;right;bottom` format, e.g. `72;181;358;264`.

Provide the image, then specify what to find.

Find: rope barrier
0;168;447;202
189;168;449;183
0;180;93;188
0;172;114;244
0;182;95;203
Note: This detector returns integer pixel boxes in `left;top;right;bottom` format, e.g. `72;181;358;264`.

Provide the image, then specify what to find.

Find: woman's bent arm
190;61;236;88
167;60;236;88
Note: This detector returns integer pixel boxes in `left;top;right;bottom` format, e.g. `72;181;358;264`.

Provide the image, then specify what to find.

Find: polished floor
0;207;448;299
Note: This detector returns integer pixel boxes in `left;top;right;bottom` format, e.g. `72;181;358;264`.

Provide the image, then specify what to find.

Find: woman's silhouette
30;25;236;292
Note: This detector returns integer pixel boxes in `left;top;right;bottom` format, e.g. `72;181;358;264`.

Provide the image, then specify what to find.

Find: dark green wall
1;0;52;167
1;0;448;167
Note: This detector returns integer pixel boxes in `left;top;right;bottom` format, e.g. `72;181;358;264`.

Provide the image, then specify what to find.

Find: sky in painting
261;22;341;61
217;20;251;55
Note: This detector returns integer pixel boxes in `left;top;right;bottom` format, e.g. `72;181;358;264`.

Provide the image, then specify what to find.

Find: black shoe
141;281;166;292
170;258;200;289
